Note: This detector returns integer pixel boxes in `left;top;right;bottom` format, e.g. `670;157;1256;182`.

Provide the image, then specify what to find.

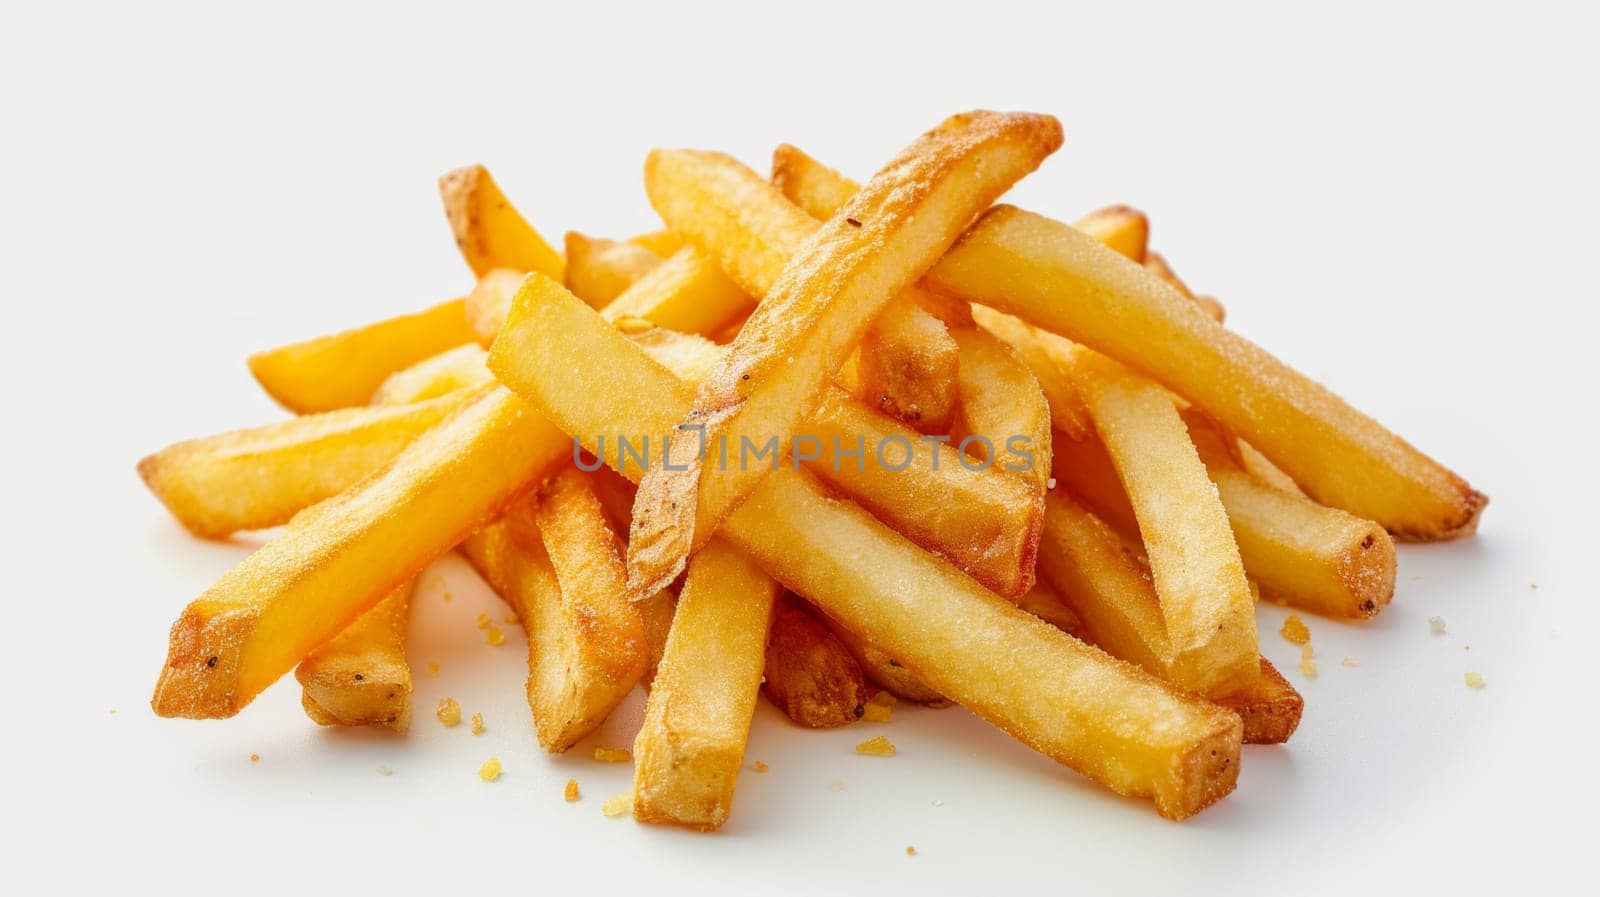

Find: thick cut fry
762;593;869;727
1074;356;1258;698
630;112;1063;596
600;245;756;336
247;300;478;414
151;383;567;719
823;619;945;704
1143;251;1225;323
564;231;664;309
969;305;1092;440
633;541;777;830
1074;205;1149;262
438;164;563;280
464;268;528;345
1037;494;1303;744
294;582;413;731
584;464;678;674
489;278;1243;820
1016;580;1085;639
628;228;684;258
950;327;1052;491
137;389;477;538
369;343;492;405
927;206;1486;539
855;299;960;433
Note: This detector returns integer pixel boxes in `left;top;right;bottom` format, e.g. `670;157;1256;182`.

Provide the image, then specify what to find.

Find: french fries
369;343;492;405
855;299;960;433
247;300;479;414
599;245;756;336
824;619;945;705
464;268;528;345
628;228;684;258
138;389;478;538
950;326;1052;492
489;274;1243;820
564;231;664;309
927;205;1486;540
628;111;1063;596
438;164;563;280
1073;354;1258;698
633;541;778;830
762;593;870;727
1074;205;1149;261
294;582;414;731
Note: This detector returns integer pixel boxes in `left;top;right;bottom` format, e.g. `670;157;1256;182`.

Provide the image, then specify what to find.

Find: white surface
5;2;1597;894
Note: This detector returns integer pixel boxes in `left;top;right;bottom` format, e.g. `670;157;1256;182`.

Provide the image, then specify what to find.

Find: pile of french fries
140;110;1485;826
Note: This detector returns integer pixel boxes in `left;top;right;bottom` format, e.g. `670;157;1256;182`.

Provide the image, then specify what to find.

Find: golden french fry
247;300;478;414
823;618;946;705
969;305;1092;440
438;164;563;280
629;112;1063;597
294;582;413;731
1072;355;1258;698
927;205;1486;539
950;327;1052;492
1142;251;1225;322
564;231;664;309
633;540;778;830
137;389;478;538
855;299;960;433
488;275;1243;820
1074;205;1149;262
464;269;527;345
369;343;492;405
628;228;685;258
600;245;756;336
1015;579;1085;639
151;383;568;719
762;593;869;727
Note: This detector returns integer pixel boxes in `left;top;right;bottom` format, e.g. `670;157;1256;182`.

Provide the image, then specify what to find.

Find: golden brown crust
1215;658;1304;745
762;593;869;727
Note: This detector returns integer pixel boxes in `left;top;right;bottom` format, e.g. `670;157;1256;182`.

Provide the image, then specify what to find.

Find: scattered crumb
752;760;769;773
601;793;631;816
1046;477;1057;490
437;697;462;727
906;846;918;856
486;625;506;646
593;747;631;763
564;779;580;802
1464;671;1485;689
870;690;897;707
1279;615;1310;645
250;753;260;763
863;703;893;723
1429;616;1447;635
475;612;491;630
426;661;441;677
1530;583;1538;591
478;757;501;781
470;712;485;735
377;765;393;776
828;778;845;792
856;735;896;756
1298;644;1318;679
1342;656;1359;668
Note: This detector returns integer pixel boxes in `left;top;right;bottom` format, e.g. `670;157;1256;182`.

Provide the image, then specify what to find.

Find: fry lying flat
488;276;1242;820
627;111;1064;597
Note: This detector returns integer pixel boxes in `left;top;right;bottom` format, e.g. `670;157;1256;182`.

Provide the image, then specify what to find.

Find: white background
4;1;1597;893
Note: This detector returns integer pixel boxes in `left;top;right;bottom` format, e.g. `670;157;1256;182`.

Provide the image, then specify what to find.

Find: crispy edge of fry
1038;493;1302;744
822;617;947;705
489;277;1243;820
438;164;563;280
1074;205;1149;262
465;269;529;346
369;343;492;405
247;299;479;414
1073;357;1259;698
633;540;778;830
928;204;1487;539
855;299;961;433
294;581;414;731
949;326;1053;493
630;112;1063;597
600;244;757;337
564;231;664;309
585;465;678;675
150;382;564;719
628;228;685;257
762;593;870;728
1015;579;1085;640
968;305;1092;440
1143;251;1225;323
137;389;477;538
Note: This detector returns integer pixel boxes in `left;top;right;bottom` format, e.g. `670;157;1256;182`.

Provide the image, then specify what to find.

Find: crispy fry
137;389;478;538
628;228;685;258
1074;205;1149;262
927;205;1486;539
1072;355;1258;698
968;305;1092;440
1142;251;1225;323
564;231;664;309
950;327;1052;492
247;299;479;414
438;164;563;280
599;245;756;336
762;593;869;727
369;343;492;405
584;465;679;674
823;619;945;705
629;112;1063;596
1015;580;1084;639
633;541;778;830
464;268;527;345
855;299;960;433
151;383;567;719
294;582;413;731
1037;493;1303;744
489;276;1243;819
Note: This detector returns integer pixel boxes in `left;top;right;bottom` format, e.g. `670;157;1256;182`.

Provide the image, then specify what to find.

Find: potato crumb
1464;671;1485;689
1279;615;1310;645
1429;616;1447;635
475;612;491;630
869;690;897;707
478;757;501;781
601;793;631;816
1342;656;1359;668
376;765;393;776
564;779;580;802
863;702;893;723
1298;644;1318;679
906;846;917;856
614;316;654;335
1530;582;1538;590
486;625;506;646
250;753;260;762
828;778;845;792
437;697;462;727
593;746;631;763
856;735;896;756
752;760;769;773
426;661;441;677
470;712;485;735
